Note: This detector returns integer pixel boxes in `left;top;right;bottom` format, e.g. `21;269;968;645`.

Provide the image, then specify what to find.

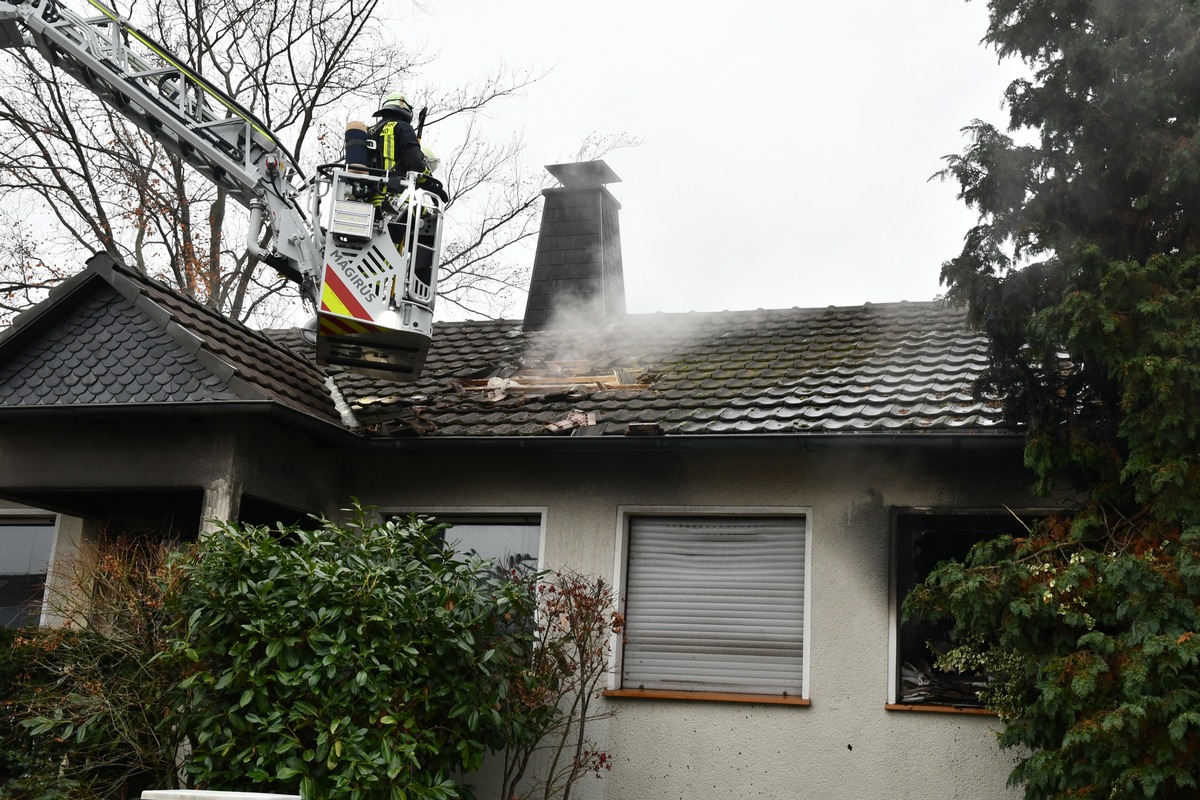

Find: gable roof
0;253;1009;441
0;254;341;427
271;301;1010;440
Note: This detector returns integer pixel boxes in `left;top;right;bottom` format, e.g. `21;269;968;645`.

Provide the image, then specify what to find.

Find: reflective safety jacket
371;119;425;174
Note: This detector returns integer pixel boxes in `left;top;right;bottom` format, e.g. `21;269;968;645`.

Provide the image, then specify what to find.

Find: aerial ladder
0;0;444;380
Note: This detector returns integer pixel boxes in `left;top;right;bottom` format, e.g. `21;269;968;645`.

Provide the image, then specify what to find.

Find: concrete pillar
200;475;242;537
39;514;99;628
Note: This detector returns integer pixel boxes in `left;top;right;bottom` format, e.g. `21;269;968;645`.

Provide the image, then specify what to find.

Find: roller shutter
622;516;806;695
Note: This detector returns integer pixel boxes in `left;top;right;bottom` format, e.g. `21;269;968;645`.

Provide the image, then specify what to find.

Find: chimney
522;160;626;331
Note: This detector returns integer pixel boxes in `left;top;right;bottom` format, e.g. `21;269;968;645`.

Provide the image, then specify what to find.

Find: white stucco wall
0;499;101;628
351;439;1052;800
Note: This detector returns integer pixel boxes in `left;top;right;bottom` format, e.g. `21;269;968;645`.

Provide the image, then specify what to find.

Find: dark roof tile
3;264;1012;440
267;301;1014;439
0;257;340;425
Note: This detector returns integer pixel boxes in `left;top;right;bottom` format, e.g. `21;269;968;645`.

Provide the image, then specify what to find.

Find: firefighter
371;91;426;178
366;92;444;295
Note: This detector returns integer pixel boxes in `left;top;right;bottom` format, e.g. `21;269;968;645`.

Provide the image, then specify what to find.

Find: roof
0;254;341;426
271;301;1009;439
0;254;1007;440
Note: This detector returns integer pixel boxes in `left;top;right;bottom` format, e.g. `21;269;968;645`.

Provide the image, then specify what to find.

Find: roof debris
544;409;597;434
466;364;654;402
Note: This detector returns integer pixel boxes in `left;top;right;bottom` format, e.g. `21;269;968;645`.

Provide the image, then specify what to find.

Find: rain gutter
359;430;1025;454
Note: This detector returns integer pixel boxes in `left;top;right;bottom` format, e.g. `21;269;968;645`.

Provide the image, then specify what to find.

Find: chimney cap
546;160;622;188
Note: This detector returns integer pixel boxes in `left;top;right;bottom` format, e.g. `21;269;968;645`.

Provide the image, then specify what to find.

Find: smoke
517;303;725;378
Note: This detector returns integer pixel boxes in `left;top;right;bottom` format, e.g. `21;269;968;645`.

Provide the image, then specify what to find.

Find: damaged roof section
461;366;654;401
273;302;1009;439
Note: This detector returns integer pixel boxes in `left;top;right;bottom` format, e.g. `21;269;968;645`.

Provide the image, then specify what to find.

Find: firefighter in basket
370;91;426;191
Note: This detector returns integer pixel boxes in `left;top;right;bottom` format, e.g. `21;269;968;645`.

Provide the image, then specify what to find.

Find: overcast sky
407;1;1018;317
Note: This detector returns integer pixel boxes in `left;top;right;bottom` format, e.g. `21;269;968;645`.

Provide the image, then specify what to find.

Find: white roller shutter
622;516;806;696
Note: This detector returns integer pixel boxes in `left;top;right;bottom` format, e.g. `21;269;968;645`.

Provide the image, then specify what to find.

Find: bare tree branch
0;0;560;327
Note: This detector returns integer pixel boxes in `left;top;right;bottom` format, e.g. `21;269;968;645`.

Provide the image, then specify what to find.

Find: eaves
0;401;360;445
357;429;1025;454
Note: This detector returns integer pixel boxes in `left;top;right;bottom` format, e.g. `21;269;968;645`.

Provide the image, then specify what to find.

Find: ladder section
0;0;445;382
0;0;299;207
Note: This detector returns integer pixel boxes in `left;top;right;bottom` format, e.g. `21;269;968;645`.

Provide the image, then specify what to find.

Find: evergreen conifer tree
908;2;1200;796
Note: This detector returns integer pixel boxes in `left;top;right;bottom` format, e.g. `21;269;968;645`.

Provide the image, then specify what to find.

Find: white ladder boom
0;0;445;381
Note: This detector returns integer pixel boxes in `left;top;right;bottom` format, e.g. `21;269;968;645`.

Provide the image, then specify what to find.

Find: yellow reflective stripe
320;315;375;335
320;281;352;317
381;122;396;170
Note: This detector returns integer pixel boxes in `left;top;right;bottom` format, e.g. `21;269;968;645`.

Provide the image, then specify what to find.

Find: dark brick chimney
522;160;626;331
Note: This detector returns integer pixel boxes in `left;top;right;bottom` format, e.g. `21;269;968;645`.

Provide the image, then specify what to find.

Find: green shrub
0;624;29;789
166;509;536;800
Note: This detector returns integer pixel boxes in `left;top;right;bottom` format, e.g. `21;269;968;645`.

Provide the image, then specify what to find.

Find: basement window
892;512;1034;708
0;515;57;628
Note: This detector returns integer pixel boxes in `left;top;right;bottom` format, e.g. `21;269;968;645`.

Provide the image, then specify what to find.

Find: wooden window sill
885;703;996;716
605;688;809;706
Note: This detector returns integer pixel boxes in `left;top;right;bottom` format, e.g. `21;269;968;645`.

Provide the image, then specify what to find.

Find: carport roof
0;254;341;427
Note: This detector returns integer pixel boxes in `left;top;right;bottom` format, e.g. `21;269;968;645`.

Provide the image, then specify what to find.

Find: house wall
352;439;1045;800
0;499;89;627
0;414;344;530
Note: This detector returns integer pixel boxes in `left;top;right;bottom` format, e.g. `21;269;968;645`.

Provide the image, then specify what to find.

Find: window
892;512;1034;707
0;515;57;628
438;514;540;573
618;515;808;701
395;512;542;576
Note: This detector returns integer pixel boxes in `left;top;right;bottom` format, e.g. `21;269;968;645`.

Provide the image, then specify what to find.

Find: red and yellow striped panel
320;265;374;323
318;314;384;337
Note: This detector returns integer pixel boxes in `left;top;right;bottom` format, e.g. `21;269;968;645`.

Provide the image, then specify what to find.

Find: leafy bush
166;510;537;800
0;534;185;800
1;511;619;800
498;572;621;800
907;512;1200;798
0;624;31;789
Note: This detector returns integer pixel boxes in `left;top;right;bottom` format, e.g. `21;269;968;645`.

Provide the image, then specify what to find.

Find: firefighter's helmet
374;91;413;122
421;144;440;174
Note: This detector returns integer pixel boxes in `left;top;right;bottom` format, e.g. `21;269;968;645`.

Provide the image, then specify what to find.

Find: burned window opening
895;513;1035;707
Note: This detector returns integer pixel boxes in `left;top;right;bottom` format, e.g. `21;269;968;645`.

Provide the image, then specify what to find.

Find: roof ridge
425;300;962;329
